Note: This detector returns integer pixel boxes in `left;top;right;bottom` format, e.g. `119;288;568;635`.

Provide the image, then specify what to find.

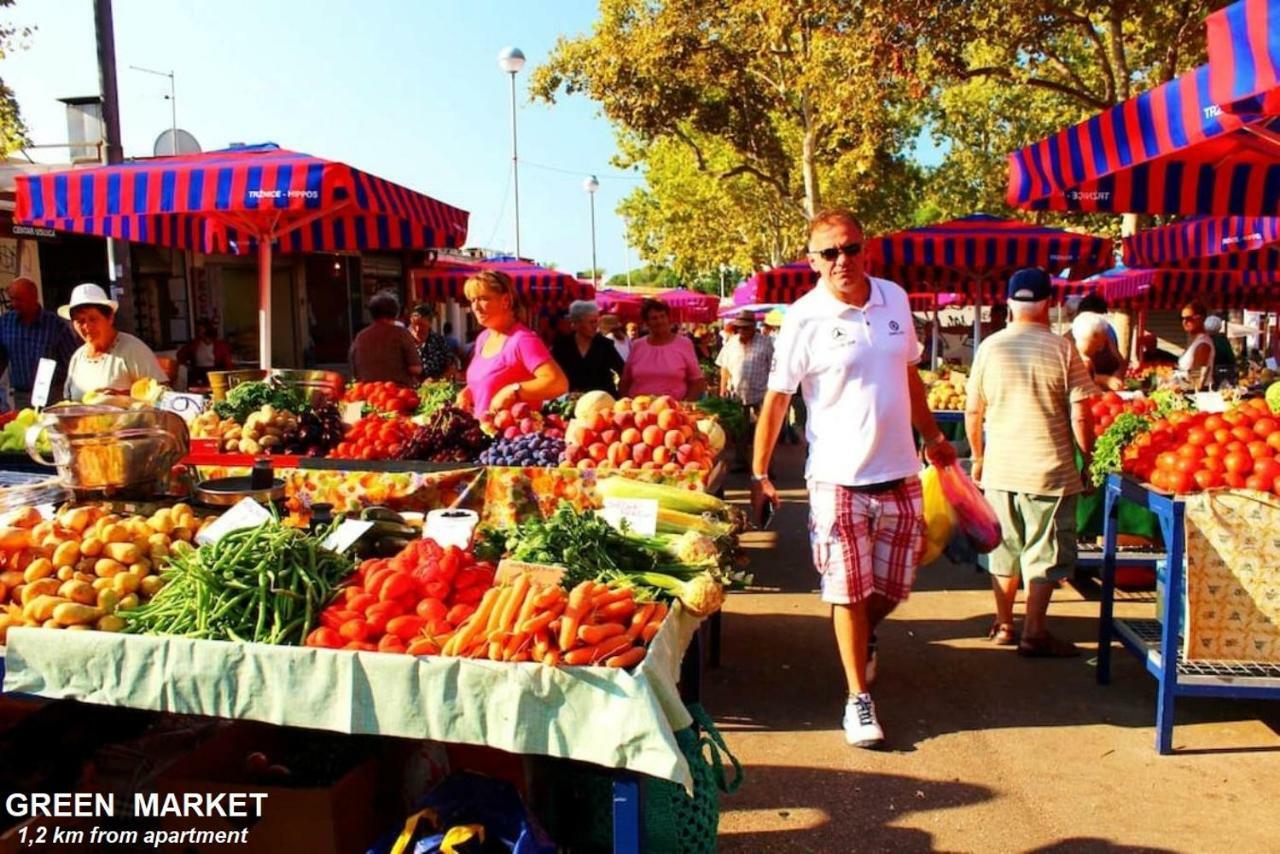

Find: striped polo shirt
966;323;1098;496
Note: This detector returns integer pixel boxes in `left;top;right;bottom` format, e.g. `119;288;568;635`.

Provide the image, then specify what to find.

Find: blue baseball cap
1007;268;1052;302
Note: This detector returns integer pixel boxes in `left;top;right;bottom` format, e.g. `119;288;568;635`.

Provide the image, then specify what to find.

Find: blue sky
5;0;944;278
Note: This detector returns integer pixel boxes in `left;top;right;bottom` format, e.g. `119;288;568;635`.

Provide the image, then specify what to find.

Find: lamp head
584;175;600;194
498;46;526;73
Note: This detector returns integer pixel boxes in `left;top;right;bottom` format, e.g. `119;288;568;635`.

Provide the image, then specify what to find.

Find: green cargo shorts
985;490;1078;586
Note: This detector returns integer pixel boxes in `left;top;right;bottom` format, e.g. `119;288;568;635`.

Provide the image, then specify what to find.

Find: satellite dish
153;128;201;156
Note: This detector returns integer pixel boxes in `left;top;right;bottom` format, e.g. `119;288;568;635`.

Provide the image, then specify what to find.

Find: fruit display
478;432;567;467
280;400;347;457
331;415;418;460
561;394;717;473
1087;391;1157;432
305;537;495;653
922;368;967;411
192;404;298;455
0;503;212;641
345;381;421;415
480;401;567;442
0;408;39;453
400;406;492;462
417;380;465;420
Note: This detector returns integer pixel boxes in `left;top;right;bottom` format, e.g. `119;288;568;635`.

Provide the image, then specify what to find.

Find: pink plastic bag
935;463;1002;553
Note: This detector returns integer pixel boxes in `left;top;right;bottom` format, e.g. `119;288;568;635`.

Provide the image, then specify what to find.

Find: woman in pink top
620;299;707;400
458;270;568;414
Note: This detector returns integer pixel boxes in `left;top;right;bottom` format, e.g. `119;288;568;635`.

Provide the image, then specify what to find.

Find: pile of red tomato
1088;391;1156;431
1125;398;1280;494
345;381;421;415
330;415;417;460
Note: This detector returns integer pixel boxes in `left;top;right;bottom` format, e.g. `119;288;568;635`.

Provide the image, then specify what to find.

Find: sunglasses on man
1180;314;1202;322
808;242;862;262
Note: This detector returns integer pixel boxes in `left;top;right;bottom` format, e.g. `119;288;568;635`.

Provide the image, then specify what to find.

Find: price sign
601;497;659;537
1193;392;1227;413
342;401;365;424
1267;357;1278;371
30;358;56;408
157;392;208;422
320;519;374;553
195;498;273;546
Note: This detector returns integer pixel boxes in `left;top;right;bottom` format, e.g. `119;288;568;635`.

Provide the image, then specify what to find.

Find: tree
0;1;29;155
576;268;607;281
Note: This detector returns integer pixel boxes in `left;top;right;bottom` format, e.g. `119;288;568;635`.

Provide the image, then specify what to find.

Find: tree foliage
0;1;30;156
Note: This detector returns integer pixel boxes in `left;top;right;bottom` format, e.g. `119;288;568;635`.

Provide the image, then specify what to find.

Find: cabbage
1267;381;1280;414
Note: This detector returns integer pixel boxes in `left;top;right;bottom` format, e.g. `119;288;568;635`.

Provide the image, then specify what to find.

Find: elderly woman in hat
551;300;625;395
61;283;167;402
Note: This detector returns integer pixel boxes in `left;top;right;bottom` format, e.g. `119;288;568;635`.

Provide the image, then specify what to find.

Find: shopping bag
936;462;1002;553
918;465;955;565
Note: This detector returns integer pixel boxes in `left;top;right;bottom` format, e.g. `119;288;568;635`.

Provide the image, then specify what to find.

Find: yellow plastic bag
919;465;955;565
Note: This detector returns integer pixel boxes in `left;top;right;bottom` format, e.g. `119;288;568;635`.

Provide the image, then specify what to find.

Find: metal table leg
1155;503;1185;755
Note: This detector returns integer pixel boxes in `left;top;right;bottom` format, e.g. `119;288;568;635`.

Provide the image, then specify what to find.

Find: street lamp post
584;175;600;288
622;216;633;291
129;64;176;154
498;46;526;258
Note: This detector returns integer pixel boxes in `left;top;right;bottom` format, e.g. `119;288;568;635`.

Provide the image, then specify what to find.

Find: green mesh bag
532;702;743;852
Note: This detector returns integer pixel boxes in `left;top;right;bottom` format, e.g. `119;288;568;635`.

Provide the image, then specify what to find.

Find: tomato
1193;469;1222;490
1103;391;1123;407
1174;456;1200;475
1249;440;1272;459
1201;456;1226;474
1203;443;1225;458
1203;415;1226;432
1253;457;1280;482
1255;417;1279;438
1149;470;1168;491
1226;440;1248;454
1176;443;1204;461
1224;471;1247;489
1224;451;1254;475
1155;452;1179;471
1186;427;1210;446
1232;426;1256;444
1267;432;1280;453
1246;474;1272;492
1166;470;1192;494
1136;432;1154;448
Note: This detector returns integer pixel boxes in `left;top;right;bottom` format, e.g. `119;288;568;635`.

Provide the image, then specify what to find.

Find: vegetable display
122;520;352;644
345;381;421;415
211;380;306;423
417;381;465;420
1090;412;1153;486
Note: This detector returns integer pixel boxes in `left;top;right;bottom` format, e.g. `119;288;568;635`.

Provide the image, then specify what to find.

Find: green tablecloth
2;603;702;789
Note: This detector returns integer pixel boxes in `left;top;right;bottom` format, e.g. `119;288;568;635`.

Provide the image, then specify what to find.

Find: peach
684;461;704;472
640;461;657;471
614;411;636;429
662;462;681;475
510;402;531;420
656;409;680;430
652;446;670;465
601;429;620;446
620;427;642;445
608;442;630;466
632;395;653;411
651;395;675;413
632;443;652;464
566;424;588;446
576;458;595;470
619;459;637;470
588;442;608;462
641;425;664;447
678;424;695;441
613;399;633;413
664;429;683;450
635;410;656;429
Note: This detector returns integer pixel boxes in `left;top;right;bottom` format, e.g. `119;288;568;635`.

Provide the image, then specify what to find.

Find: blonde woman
456;270;568;414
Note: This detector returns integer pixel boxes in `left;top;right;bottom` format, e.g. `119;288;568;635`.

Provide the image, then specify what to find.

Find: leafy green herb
1090;413;1152;486
212;380;306;422
417;381;464;419
1150;388;1193;419
694;396;749;437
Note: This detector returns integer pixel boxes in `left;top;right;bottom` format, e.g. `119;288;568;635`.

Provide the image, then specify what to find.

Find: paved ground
704;442;1280;853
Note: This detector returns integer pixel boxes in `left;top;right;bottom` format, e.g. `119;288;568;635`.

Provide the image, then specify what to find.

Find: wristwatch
750;473;770;483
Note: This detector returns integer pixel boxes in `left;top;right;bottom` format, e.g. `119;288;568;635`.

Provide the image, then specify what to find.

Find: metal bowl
269;369;347;405
194;475;287;507
208;369;269;402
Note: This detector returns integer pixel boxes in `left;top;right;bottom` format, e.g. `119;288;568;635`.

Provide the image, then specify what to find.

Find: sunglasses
809;242;862;262
1180;314;1201;321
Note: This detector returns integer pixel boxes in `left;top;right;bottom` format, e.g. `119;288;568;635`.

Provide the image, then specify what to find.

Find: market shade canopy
1122;215;1280;271
1207;0;1280;115
866;214;1114;301
413;258;594;306
734;263;817;305
655;288;719;323
594;288;645;321
1051;266;1151;304
1007;64;1280;216
1143;267;1278;309
14;144;470;367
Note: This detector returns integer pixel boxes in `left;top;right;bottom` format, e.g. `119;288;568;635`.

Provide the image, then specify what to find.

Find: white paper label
320;519;374;553
30;358;56;408
157;391;207;422
601;497;659;537
342;401;365;424
1192;392;1227;413
195;497;273;546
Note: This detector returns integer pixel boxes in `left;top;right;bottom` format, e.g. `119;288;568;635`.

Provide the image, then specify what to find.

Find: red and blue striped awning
867;214;1113;300
1006;65;1280;216
412;259;593;306
1143;267;1278;309
656;288;719;323
1122;216;1280;270
1207;0;1280;115
1051;266;1151;304
14;144;470;254
734;263;817;305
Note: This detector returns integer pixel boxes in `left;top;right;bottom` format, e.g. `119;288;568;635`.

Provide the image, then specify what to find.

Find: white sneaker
843;693;885;749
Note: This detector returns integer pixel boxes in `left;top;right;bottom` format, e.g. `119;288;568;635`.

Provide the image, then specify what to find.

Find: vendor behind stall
60;283;167;402
175;319;235;388
456;270;568;414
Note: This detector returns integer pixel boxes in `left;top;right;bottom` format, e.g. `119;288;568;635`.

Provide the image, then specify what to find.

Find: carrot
512;651;531;662
543;649;562;667
606;646;647;669
589;635;634;664
518;609;558;636
562;646;598;666
559;580;594;651
641;622;661;643
406;637;440;656
651;601;669;623
484;585;510;635
444;587;500;656
598;599;636;622
533;630;551;660
591;587;633;609
512;579;541;631
578;622;626;646
499;575;531;633
627;603;655;638
489;638;504;660
533;586;564;609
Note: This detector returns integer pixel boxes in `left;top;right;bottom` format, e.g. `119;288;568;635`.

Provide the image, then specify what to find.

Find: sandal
1017;632;1080;658
986;621;1017;646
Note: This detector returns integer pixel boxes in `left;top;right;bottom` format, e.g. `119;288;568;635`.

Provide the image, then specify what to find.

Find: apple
641;425;664;446
620;427;642;445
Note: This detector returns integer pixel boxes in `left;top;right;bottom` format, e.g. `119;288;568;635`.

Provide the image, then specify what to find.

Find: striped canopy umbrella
1122;215;1280;271
594;288;645;321
1144;268;1279;309
1006;64;1280;216
1051;266;1152;304
14;143;469;366
1207;0;1280;116
867;214;1113;302
735;263;817;304
413;258;593;307
656;288;719;323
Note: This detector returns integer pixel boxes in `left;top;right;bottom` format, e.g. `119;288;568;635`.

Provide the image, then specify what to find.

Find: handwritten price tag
157;392;208;422
30;358;56;408
601;497;659;537
196;498;273;546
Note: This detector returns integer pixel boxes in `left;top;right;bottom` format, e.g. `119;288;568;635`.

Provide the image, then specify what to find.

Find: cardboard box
153;722;389;854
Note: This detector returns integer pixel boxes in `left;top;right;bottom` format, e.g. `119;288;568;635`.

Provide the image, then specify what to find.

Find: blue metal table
1098;474;1280;754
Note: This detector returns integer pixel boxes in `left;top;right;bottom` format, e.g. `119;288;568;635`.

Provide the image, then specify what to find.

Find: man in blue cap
964;268;1098;657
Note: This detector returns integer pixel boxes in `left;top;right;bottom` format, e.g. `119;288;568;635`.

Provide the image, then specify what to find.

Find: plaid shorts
807;476;925;605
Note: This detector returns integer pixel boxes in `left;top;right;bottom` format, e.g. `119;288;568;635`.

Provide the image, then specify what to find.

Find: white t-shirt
65;332;168;401
767;277;922;486
1177;333;1215;375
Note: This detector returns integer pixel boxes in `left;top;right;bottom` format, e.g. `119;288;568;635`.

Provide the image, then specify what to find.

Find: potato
91;577;112;592
59;506;94;534
52;540;80;569
172;526;193;543
20;578;59;605
259;434;281;448
239;437;261;455
58;580;97;606
97;588;120;612
30;521;54;543
149;514;174;535
103;543;140;565
55;566;74;582
101;524;129;544
24;594;69;622
147;532;171;550
65;624;90;631
0;613;11;643
111;573;140;596
96;614;125;632
22;558;55;584
126;563;150;580
80;537;103;558
139;575;164;598
73;571;96;585
52;602;101;626
41;618;62;629
0;570;24;589
94;558;126;578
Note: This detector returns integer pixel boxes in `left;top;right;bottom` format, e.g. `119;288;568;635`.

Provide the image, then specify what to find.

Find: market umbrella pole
259;239;272;368
932;291;941;370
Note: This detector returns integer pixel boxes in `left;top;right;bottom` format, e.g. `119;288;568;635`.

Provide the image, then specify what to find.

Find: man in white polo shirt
751;208;954;749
